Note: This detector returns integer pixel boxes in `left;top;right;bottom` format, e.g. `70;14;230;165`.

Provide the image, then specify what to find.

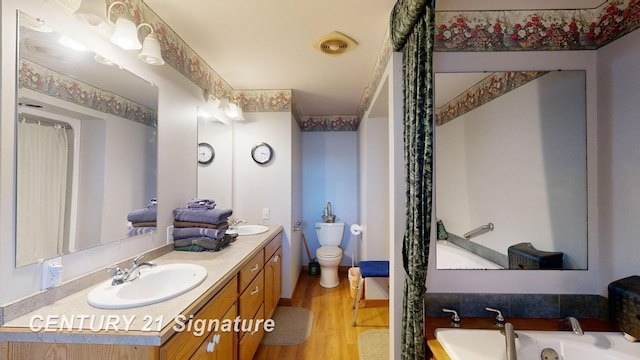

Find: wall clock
198;142;215;164
251;142;273;164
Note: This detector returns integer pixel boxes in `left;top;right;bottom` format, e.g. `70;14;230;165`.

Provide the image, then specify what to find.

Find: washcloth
173;226;228;241
173;220;228;229
187;198;216;210
127;207;157;222
172;207;233;225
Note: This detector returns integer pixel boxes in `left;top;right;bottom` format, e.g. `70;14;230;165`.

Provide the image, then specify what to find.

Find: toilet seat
317;245;342;258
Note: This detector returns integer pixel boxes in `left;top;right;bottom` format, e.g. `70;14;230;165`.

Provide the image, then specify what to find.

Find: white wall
197;119;233;209
1;0;201;304
436;71;587;269
429;50;600;295
301;131;359;266
597;29;640;293
233;112;301;298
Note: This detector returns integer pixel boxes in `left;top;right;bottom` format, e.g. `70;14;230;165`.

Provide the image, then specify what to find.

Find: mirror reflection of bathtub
436;240;504;270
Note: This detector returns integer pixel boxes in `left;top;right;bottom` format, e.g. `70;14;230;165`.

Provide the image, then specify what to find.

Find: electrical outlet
262;208;270;220
167;225;174;243
40;257;63;290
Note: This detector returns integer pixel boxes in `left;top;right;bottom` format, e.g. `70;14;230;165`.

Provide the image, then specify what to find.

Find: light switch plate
262;208;270;220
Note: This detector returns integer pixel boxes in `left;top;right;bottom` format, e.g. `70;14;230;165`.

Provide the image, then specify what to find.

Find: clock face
198;143;214;164
251;142;273;164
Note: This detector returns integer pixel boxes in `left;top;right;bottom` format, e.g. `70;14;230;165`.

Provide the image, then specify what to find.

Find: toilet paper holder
350;224;362;235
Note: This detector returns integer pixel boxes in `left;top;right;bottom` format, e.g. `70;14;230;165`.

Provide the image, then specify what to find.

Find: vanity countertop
0;225;283;346
425;316;619;360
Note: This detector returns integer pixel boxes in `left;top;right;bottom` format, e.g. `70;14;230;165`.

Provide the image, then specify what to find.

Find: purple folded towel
127;208;157;222
172;226;228;241
187;198;216;210
172;207;232;225
127;227;155;237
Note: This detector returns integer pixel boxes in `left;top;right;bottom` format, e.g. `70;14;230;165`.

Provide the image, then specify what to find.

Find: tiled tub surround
425;292;610;321
0;225;282;345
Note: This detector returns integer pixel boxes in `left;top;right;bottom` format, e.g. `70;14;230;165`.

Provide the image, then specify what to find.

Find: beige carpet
260;306;313;346
358;329;389;360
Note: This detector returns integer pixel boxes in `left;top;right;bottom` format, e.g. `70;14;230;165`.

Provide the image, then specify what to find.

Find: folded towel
174;220;228;229
172;207;232;225
173;226;228;241
132;221;157;228
187;198;216;210
127;227;155;237
174;234;236;252
127;207;157;222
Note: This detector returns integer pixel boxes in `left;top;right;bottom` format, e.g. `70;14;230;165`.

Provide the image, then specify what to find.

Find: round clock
198;142;215;164
251;142;273;164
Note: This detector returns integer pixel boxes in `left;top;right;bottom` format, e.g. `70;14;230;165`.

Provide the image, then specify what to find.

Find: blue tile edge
425;293;609;321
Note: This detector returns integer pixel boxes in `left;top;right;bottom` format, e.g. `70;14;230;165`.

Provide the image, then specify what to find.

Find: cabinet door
191;303;237;360
264;248;282;319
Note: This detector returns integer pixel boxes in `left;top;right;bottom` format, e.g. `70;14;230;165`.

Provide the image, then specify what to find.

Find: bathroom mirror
434;70;587;270
15;11;158;267
196;110;233;209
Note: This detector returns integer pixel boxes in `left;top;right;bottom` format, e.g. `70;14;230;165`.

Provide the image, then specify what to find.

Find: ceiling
142;0;605;118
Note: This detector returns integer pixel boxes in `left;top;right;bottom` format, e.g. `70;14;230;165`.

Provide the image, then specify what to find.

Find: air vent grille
312;31;358;56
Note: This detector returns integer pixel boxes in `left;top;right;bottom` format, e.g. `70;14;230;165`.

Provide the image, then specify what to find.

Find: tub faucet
504;322;518;360
561;316;584;336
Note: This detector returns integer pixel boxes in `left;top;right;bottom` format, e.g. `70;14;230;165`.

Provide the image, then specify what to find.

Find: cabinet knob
274;255;279;263
251;264;259;273
206;333;221;352
251;285;260;295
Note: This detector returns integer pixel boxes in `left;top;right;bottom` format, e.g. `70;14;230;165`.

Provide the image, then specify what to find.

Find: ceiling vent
312;31;358;56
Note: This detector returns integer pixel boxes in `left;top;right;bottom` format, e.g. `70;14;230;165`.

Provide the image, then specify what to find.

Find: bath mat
260;306;313;346
358;329;389;360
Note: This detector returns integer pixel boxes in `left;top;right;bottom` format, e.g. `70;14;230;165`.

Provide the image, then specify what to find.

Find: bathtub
435;328;640;360
436;240;504;269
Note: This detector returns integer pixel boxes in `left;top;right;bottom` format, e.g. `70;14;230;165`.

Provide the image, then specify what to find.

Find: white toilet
315;221;345;288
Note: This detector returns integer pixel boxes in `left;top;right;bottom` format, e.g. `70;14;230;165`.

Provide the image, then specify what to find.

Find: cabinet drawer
239;249;264;292
239;270;264;322
161;277;237;360
191;303;237;360
239;303;265;360
264;232;282;260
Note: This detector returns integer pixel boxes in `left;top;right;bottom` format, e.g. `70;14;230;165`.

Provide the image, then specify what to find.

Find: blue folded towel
127;227;155;237
127;207;157;222
172;226;228;241
172;207;232;225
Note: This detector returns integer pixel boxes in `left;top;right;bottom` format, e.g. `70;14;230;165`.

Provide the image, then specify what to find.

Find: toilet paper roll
350;224;362;235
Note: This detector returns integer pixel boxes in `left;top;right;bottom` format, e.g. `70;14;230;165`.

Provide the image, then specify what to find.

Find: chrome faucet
562;316;584;336
504;322;518;360
485;306;505;327
442;308;461;327
229;219;246;230
106;254;156;286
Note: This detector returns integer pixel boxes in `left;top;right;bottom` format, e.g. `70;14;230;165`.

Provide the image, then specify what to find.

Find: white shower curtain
16;121;69;265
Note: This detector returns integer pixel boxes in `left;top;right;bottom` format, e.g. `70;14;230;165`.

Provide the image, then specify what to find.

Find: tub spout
505;322;518;360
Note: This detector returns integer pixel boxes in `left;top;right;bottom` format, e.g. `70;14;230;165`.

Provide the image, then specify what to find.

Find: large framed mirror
435;70;587;270
16;11;159;267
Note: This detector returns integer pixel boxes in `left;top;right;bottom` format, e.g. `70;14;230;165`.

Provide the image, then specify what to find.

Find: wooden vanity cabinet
160;275;238;360
264;243;282;319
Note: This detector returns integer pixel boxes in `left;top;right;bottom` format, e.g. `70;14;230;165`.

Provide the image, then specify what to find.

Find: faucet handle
485;307;505;326
442;308;461;326
107;264;124;275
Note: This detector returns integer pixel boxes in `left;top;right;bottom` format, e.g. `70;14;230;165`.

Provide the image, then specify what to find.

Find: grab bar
463;223;494;240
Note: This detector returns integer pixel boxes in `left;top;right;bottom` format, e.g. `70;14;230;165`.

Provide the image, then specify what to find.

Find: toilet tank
315;221;345;246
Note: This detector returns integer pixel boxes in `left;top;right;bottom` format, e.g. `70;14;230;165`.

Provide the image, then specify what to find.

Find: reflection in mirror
435;70;587;270
197;107;233;209
16;11;158;267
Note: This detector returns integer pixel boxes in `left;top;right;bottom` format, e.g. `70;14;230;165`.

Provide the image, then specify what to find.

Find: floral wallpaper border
19;59;157;127
435;71;547;125
435;0;640;51
118;0;640;131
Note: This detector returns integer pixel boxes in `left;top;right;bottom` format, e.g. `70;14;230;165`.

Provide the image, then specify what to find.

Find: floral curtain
390;0;435;359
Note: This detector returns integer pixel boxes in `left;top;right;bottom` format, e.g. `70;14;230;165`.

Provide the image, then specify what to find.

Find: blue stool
351;260;389;326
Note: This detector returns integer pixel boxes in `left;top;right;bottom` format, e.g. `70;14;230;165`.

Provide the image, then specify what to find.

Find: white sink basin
87;263;207;309
230;224;269;236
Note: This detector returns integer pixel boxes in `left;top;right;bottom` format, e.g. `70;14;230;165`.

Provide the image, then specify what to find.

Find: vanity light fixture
107;1;164;65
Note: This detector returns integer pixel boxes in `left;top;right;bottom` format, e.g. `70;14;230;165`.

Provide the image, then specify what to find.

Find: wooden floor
253;268;389;360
